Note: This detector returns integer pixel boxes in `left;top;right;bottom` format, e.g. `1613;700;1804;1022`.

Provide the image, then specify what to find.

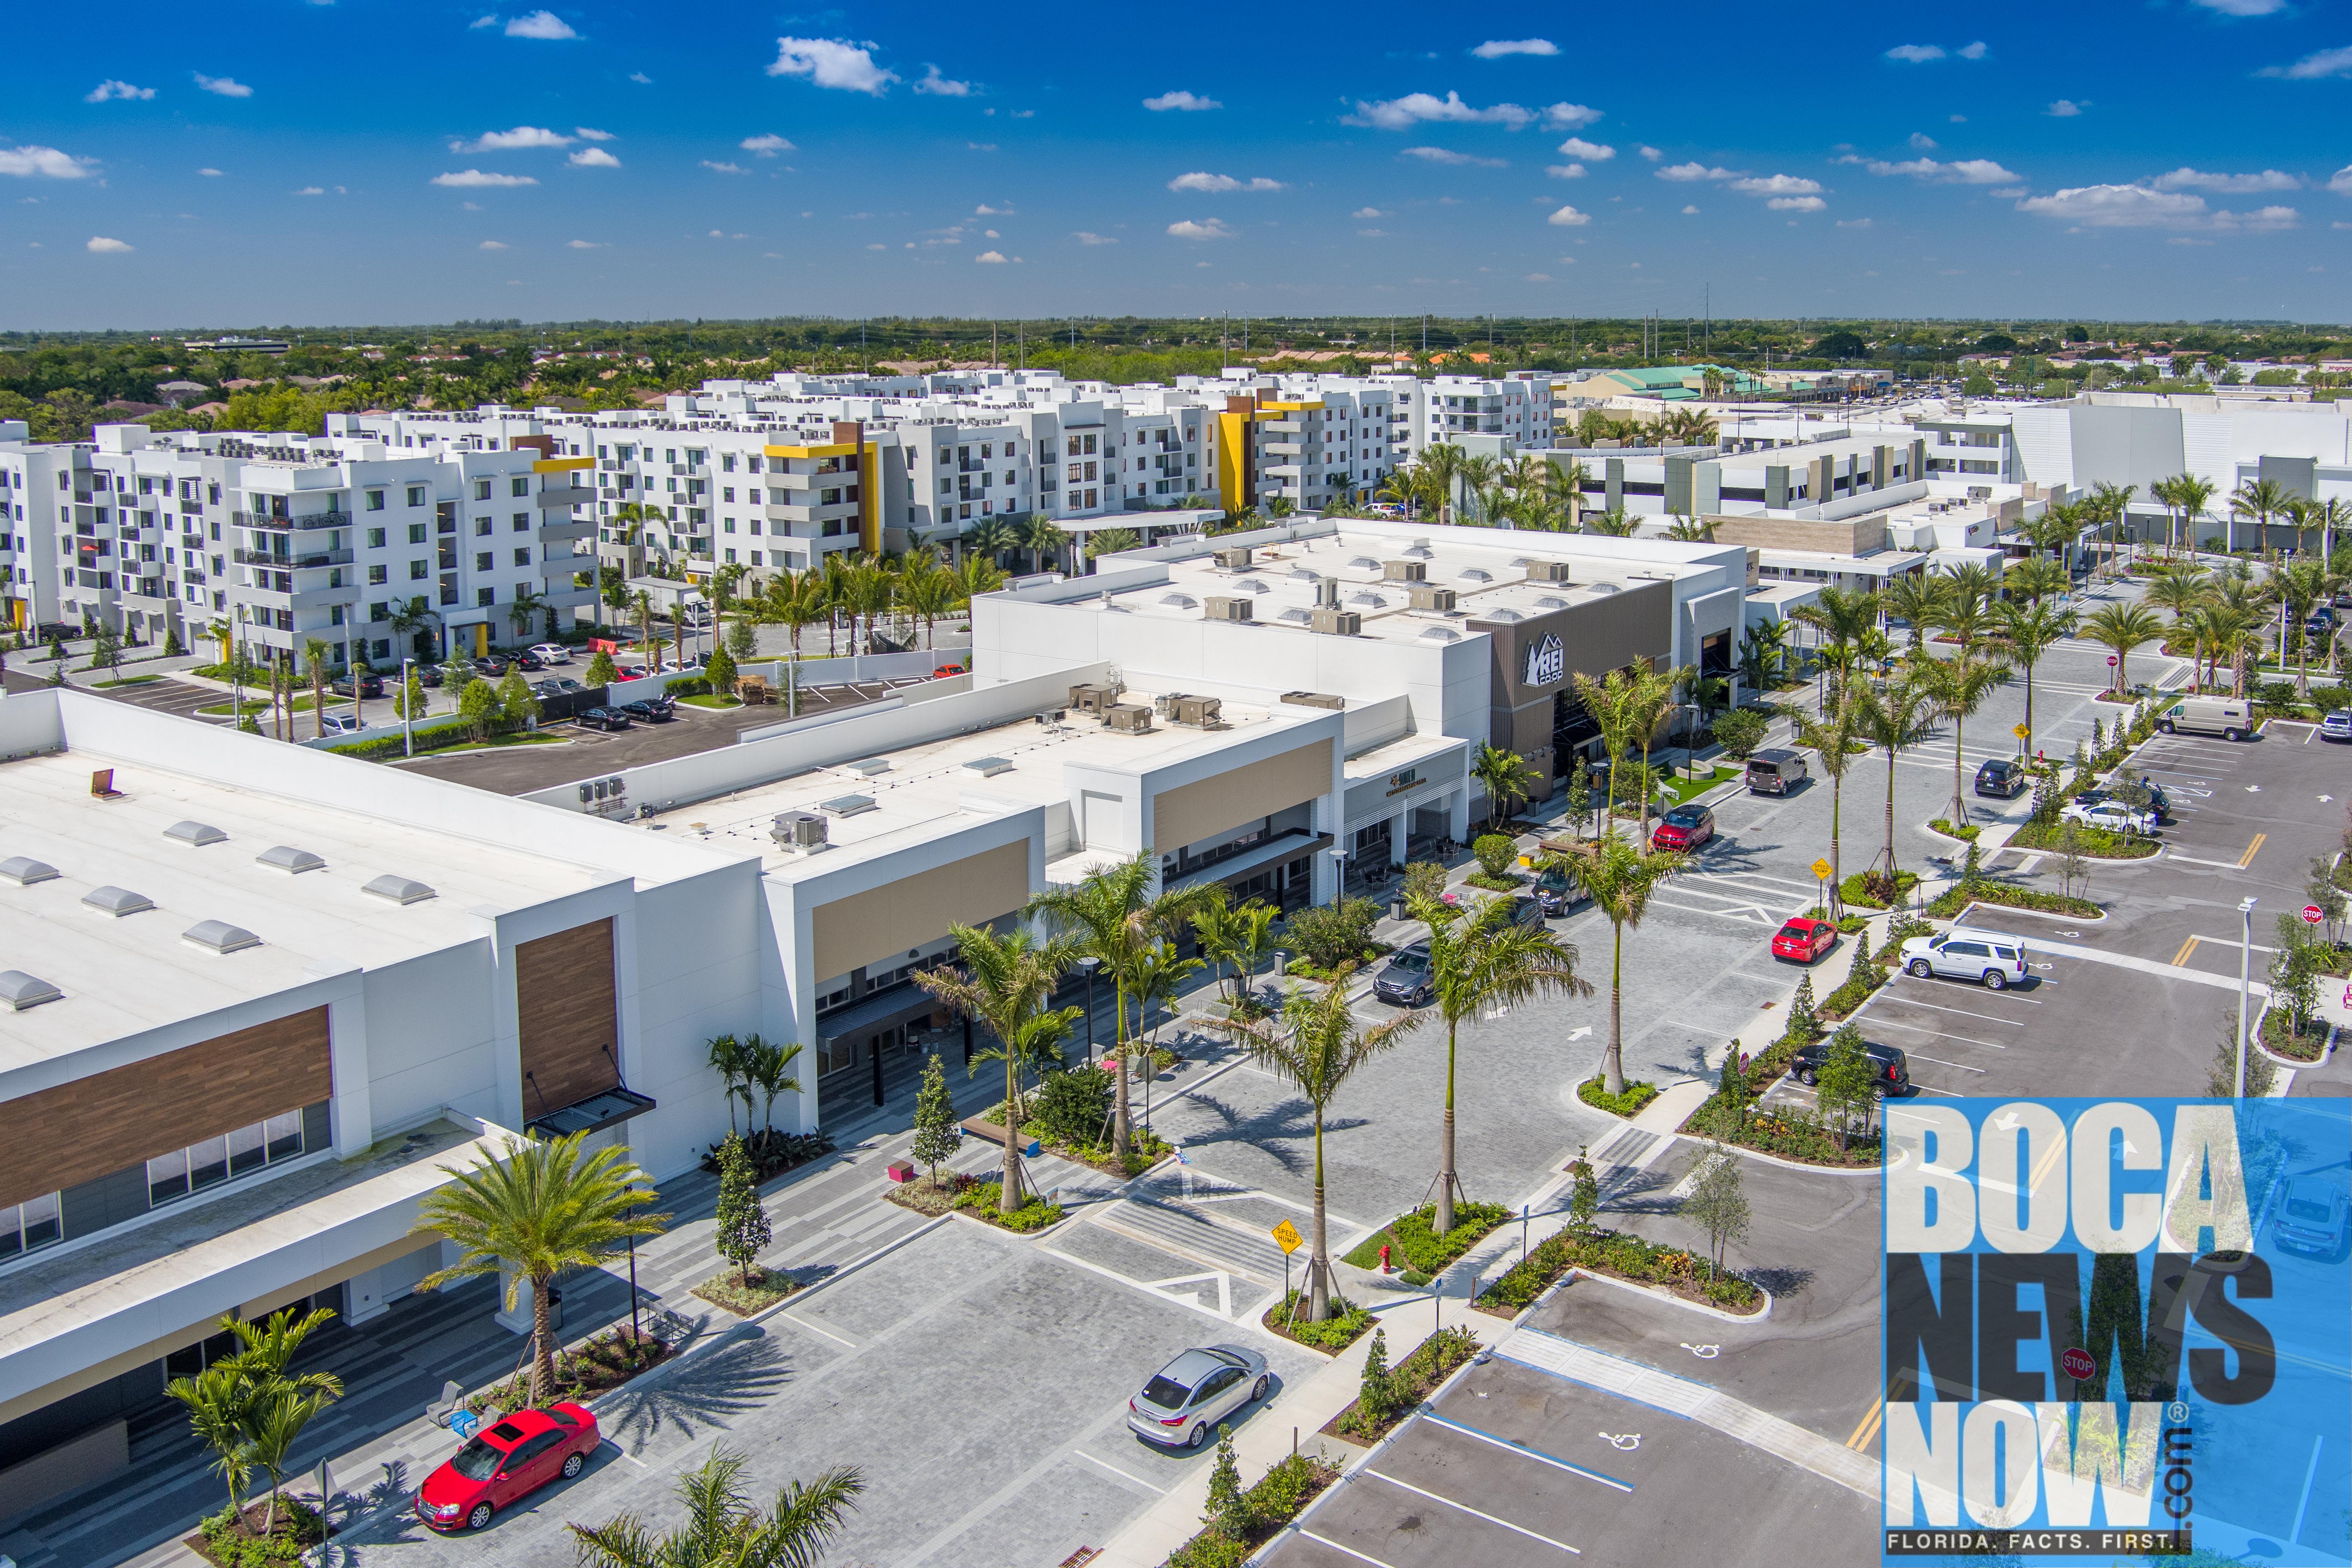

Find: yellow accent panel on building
1216;411;1252;514
1260;401;1325;413
531;456;594;473
1151;738;1332;853
860;439;878;554
810;838;1030;983
763;443;860;460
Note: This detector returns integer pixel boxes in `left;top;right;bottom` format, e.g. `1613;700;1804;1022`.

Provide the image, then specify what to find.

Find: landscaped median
1338;1201;1509;1288
1926;881;2102;919
2008;820;2159;859
881;1170;1066;1233
1476;1225;1764;1317
1320;1324;1482;1446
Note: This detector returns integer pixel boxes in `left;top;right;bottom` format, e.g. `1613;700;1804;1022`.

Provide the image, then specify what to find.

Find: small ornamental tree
1816;1024;1878;1153
1785;972;1818;1041
497;669;540;728
1712;706;1770;764
1472;833;1518;879
456;676;500;741
910;1053;960;1184
585;649;619;687
1567;1146;1601;1237
1203;1424;1247;1538
713;1133;770;1287
1714;1044;1750;1130
704;642;738;696
1681;1141;1751;1279
1356;1327;1395;1425
726;617;757;663
1565;758;1594;840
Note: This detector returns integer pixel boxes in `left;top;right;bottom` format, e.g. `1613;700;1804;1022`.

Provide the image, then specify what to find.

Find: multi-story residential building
0;422;72;635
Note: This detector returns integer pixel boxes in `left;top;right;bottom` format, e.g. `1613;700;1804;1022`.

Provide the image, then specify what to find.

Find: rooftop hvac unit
1069;682;1119;714
1104;703;1155;733
1172;695;1223;727
1383;559;1427;582
1315;576;1341;607
1280;690;1344;710
1204;596;1253;622
1408;585;1458;612
772;811;830;850
1526;559;1574;583
1153;692;1185;717
1310;608;1363;636
1213;546;1254;570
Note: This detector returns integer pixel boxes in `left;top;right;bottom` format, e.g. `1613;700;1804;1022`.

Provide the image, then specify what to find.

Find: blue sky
6;0;2352;329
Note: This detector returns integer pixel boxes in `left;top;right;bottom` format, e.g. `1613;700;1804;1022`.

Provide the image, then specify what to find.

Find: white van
2158;696;2257;742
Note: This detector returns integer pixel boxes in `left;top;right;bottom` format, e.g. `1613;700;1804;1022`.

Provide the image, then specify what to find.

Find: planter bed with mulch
1576;1076;1659;1117
2007;821;2160;859
1321;1326;1482;1446
1259;1290;1375;1352
188;1497;328;1568
882;1170;1066;1232
694;1265;803;1317
2262;1011;2331;1063
1927;883;2103;920
1680;1098;1886;1169
461;1325;671;1416
1475;1227;1763;1318
699;1128;836;1184
1339;1202;1508;1287
1164;1451;1343;1568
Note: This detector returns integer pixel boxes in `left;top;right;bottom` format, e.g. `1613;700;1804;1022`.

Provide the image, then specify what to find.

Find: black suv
619;695;676;723
1974;758;2027;798
576;706;633;732
1788;1038;1910;1096
1533;868;1590;918
1373;943;1433;1007
329;671;384;699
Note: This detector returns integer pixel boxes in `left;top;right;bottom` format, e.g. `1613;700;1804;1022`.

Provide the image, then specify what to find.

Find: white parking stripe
1864;1017;2007;1048
1904;1053;1988;1073
1302;1530;1402;1568
1072;1449;1168;1493
1877;995;2029;1025
1363;1470;1582;1555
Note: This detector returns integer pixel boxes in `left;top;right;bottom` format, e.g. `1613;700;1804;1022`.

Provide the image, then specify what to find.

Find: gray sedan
1126;1344;1270;1448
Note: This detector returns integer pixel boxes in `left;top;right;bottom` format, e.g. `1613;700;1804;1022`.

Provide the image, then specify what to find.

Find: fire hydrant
1378;1244;1393;1275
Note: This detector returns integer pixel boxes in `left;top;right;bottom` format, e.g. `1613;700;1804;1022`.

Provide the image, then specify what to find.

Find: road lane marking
778;1312;858;1348
2165;854;2250;870
1422;1413;1637;1492
1072;1449;1167;1493
1363;1470;1583;1554
2239;833;2266;868
2171;936;2201;966
1845;1399;1884;1451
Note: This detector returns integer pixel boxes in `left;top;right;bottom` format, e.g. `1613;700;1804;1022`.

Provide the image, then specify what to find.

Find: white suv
1899;928;2029;989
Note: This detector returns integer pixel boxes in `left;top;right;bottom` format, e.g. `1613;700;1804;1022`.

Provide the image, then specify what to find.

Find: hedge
1577;1077;1659;1116
1476;1226;1761;1315
322;717;476;760
1927;883;2101;919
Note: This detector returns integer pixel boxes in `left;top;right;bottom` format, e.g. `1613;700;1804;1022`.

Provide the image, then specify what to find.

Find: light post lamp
1078;956;1101;1067
1327;845;1349;907
2234;896;2258;1098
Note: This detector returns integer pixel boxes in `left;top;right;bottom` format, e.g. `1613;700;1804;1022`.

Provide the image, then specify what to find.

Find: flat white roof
0;749;612;1071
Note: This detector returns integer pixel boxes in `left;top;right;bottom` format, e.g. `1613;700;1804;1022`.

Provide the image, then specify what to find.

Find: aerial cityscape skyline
9;0;2352;325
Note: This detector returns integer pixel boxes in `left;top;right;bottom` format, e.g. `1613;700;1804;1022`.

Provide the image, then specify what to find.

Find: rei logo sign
1523;632;1565;688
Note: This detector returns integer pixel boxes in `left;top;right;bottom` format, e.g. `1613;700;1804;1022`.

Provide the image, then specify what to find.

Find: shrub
1926;883;2100;919
1029;1067;1111;1148
1477;1226;1763;1315
2256;679;2301;715
1578;1076;1658;1116
1283;896;1379;971
585;650;618;686
953;1187;1064;1231
1401;861;1448;906
1839;870;1916;909
1342;1201;1509;1277
1712;706;1769;762
1262;1291;1373;1351
704;643;738;694
1472;833;1519;879
1927;818;1981;842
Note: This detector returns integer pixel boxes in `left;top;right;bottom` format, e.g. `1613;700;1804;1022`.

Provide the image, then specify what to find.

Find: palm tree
1738;618;1789;691
166;1364;255;1525
2311;496;2352;575
1084;526;1142;562
2274;558;2333;697
2208;573;2273;694
1791;583;1882;707
1917;647;2012;827
965;518;1017;571
1415;445;1468;522
1659;407;1718;446
1220;970;1417;1321
1583;507;1638;537
571;1447;864;1568
1125;939;1203;1132
1550;835;1681;1097
631;589;660;671
1990;596;2080;757
388;595;442;663
1662;514;1716;542
412;1131;666;1404
2230;477;2291;555
758;570;832;659
897;558;960;648
1880;571;1945;653
303;637;332;740
1859;673;1937;877
707;1032;751;1137
2006;555;2071;609
1538;453;1589;530
244;1385;333;1537
842;554;896;652
1471;740;1539;828
1191;895;1278;1009
742;1036;805;1145
1785;691;1868;915
1411;890;1588;1231
955;553;1006;608
2089;482;2138;575
2022;500;2086;578
1019;514;1069;575
1571;666;1650;835
2161;472;2217;559
916;922;1075;1208
2082;602;2165;695
506;586;548;646
1025;853;1221;1161
1934;563;2001;651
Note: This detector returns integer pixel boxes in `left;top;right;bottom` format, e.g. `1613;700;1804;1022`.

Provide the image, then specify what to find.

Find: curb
1559;1264;1776;1323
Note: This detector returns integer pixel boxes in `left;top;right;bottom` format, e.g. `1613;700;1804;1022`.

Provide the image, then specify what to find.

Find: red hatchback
1772;917;1839;964
416;1404;600;1531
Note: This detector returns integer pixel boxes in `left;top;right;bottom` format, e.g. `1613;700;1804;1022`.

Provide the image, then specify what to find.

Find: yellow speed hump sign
1811;858;1834;881
1271;1219;1304;1255
2013;723;2030;740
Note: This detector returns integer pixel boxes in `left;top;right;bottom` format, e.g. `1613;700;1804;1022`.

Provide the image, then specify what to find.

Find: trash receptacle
1390;894;1406;920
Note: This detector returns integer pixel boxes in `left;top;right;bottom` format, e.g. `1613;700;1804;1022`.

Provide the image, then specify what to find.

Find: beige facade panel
1704;513;1889;555
810;839;1030;982
1150;738;1333;853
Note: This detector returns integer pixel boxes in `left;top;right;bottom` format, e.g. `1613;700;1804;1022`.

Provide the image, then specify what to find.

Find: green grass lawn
679;693;741;709
1660;765;1738;806
407;731;573;756
91;674;162;689
199;694;319;716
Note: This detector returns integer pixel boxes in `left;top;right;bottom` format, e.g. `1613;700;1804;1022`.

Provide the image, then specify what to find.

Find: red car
1772;917;1840;964
1649;805;1715;853
416;1404;600;1531
932;664;964;678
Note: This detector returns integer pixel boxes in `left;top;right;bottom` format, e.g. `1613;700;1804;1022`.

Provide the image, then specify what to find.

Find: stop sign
2305;904;2326;924
2061;1347;2096;1381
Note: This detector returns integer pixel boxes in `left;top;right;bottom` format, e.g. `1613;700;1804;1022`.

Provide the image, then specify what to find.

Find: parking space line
1865;1018;2005;1048
1362;1469;1581;1555
1422;1413;1636;1492
1877;996;2027;1026
1072;1449;1167;1493
778;1312;858;1348
1301;1529;1402;1568
1904;1053;1986;1073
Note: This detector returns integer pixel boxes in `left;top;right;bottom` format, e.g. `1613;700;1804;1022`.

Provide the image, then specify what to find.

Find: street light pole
2235;895;2257;1098
1079;956;1100;1067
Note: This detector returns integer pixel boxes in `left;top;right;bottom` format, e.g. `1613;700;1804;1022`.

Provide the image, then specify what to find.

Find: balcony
536;485;594;508
232;547;353;569
235;510;355;534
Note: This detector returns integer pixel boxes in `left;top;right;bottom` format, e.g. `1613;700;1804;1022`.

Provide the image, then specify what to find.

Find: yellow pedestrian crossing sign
1271;1219;1304;1255
1810;858;1834;882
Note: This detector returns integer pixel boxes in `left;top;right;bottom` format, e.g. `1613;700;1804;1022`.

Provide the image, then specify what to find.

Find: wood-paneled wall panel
1150;738;1332;854
515;919;619;1116
810;840;1029;983
0;1008;330;1212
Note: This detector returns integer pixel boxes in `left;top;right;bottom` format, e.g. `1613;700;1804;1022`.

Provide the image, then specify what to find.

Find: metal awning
528;1085;657;1139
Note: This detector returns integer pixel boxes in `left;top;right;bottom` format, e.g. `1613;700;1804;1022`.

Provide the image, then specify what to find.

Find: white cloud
1957;41;1988;58
914;65;972;96
1885;44;1945;62
294;185;325;196
432;169;539;187
453;125;572;151
470;14;497;27
1636;144;1663;160
1848;155;2019;184
1657;162;1736;181
1836;217;1873;228
967;141;998;151
504;10;578;39
2260;43;2352;77
567;146;620;168
86;236;132;252
197;166;223;176
2150;166;2300;193
1345;90;1540;130
1073;231;1117;244
0;145;95;179
479;239;508;249
628;71;652;84
1767;195;1827;211
194;74;253;97
1557;137;1614;161
1167;171;1286;191
575;126;615;141
567;239;606;248
2194;0;2285;13
1730;173;1822;196
1542;103;1602;129
2331;165;2352;194
1908;132;1937;150
1472;38;1556;57
768;37;897;95
1525;271;1553;282
975;202;1014;214
1681;204;1699;214
1547;204;1590;226
1167;217;1236;239
741;133;795;156
2016;182;2297;230
974;249;1007;262
1546;163;1586;179
1351;206;1385;218
701;160;747;174
86;80;155;103
1989;187;2026;198
1402;146;1506;167
983;228;999;238
2046;99;2085;116
1143;89;1220;111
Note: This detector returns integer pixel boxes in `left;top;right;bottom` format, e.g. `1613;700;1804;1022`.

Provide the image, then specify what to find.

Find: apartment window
749;456;763;473
513;548;531;567
370;600;390;622
512;512;530;532
407;485;426;507
368;564;389;585
147;1111;305;1206
821;519;843;537
410;560;429;580
511;477;529;498
722;453;737;472
364;490;386;511
478;587;495;607
472;480;492;501
408;523;428;544
598;445;610;459
724;547;738;564
0;1192;61;1258
821;488;843;506
475;551;493;571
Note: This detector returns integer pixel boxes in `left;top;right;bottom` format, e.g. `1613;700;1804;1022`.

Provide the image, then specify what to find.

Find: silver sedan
1126;1344;1271;1448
